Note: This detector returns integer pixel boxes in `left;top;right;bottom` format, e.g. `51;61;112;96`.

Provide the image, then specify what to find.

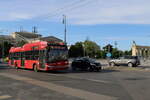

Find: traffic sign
106;52;112;58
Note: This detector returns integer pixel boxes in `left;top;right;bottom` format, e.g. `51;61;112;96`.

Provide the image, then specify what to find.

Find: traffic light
104;44;113;52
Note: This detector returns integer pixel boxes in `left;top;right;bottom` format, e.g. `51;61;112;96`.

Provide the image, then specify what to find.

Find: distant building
0;31;63;45
132;42;150;58
0;35;14;42
11;31;42;43
40;36;63;42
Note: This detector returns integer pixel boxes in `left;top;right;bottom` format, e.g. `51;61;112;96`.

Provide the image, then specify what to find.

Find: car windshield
80;57;96;63
88;58;96;63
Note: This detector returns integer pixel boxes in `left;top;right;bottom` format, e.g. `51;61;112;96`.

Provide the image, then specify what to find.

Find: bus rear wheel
33;64;39;72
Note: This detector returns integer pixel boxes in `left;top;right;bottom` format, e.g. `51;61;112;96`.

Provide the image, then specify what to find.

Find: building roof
14;31;42;39
0;35;15;42
135;45;150;49
40;36;63;42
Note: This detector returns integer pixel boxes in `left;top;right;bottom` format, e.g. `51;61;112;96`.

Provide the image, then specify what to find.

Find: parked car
71;57;102;71
109;56;140;67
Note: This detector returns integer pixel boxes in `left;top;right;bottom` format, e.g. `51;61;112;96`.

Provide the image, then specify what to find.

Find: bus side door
21;52;25;67
39;50;46;69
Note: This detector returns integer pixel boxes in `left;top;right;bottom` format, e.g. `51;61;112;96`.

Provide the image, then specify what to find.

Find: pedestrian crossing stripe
0;73;117;100
0;95;11;99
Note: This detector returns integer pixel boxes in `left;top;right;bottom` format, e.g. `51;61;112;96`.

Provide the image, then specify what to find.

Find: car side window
119;57;124;59
78;60;82;62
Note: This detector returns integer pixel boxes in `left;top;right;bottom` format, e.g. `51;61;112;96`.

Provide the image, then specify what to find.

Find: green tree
68;40;101;58
68;42;84;57
112;48;123;58
0;41;13;58
123;50;132;56
84;40;100;58
97;50;106;59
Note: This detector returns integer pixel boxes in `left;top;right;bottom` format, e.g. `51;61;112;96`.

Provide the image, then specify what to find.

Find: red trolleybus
9;41;69;71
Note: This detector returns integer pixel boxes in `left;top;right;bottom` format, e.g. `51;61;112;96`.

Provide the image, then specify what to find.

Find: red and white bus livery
9;41;69;71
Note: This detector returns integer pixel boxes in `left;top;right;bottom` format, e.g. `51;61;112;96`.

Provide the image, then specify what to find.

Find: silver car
109;56;140;67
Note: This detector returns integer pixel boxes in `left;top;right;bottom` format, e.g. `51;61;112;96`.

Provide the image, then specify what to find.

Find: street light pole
63;15;67;44
0;32;4;61
82;43;85;57
2;40;4;61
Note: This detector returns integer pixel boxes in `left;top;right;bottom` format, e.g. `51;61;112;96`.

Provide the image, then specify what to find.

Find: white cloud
0;0;58;21
0;0;150;24
9;13;32;20
102;36;150;41
67;0;150;24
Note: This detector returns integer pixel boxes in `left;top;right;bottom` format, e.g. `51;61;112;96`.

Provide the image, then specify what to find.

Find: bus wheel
15;63;18;69
33;64;39;72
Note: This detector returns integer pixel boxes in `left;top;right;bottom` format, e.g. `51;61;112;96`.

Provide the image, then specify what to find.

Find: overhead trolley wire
35;0;94;19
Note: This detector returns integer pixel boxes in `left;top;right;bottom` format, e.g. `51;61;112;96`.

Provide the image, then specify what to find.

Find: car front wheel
110;62;115;67
95;67;101;72
89;66;94;72
128;63;133;67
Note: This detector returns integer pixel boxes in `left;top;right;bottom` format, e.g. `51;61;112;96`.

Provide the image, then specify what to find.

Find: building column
141;49;144;59
148;49;150;59
139;49;142;57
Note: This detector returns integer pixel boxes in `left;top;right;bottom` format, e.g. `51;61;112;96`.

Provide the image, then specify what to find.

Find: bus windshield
46;46;68;63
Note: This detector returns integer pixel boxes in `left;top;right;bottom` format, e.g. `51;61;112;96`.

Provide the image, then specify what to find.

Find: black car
71;57;102;71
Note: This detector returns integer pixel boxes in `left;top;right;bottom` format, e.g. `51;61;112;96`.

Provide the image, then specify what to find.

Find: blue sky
0;0;150;50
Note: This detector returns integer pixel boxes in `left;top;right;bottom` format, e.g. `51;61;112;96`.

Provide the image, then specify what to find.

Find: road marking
85;78;110;83
0;95;11;99
49;74;111;84
0;73;117;100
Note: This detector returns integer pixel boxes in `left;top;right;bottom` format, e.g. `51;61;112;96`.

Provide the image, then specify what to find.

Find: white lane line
0;95;11;99
49;74;111;84
0;73;117;100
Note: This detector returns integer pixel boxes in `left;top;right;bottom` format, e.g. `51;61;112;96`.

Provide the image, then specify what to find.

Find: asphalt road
0;64;150;100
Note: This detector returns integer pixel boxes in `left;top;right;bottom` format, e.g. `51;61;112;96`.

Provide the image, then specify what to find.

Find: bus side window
25;51;29;60
32;50;38;60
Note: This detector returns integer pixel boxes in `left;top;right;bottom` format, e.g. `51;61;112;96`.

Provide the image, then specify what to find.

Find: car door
84;60;90;69
122;56;130;65
117;57;124;65
75;60;82;68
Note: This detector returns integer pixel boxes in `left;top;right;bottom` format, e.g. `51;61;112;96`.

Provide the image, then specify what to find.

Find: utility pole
63;15;67;44
20;26;23;32
114;41;117;49
32;26;38;33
